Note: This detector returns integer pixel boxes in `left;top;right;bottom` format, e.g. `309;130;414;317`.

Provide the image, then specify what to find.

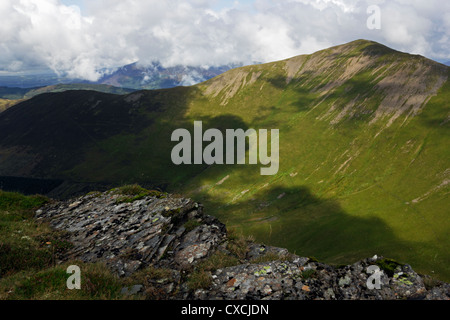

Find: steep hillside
0;40;448;280
184;40;450;281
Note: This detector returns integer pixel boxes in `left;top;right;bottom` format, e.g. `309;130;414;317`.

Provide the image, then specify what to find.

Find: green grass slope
180;40;450;281
179;40;449;280
0;40;448;280
0;190;129;300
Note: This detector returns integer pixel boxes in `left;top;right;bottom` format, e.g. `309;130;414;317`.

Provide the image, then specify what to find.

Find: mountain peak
323;39;391;52
202;40;448;121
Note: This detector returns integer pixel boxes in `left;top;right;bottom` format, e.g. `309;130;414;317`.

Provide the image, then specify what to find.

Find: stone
338;275;352;287
121;285;143;296
34;189;450;300
227;278;237;287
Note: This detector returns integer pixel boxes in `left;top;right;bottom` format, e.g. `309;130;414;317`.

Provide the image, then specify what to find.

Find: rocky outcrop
35;189;449;300
203;255;449;300
35;189;226;277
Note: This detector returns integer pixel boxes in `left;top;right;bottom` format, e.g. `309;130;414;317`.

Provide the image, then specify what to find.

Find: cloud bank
1;0;449;81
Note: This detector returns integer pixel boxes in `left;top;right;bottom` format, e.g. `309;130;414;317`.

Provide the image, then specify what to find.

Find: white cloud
0;0;449;80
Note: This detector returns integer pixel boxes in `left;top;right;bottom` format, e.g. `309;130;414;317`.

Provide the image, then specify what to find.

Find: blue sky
60;0;257;13
61;0;84;10
1;0;449;80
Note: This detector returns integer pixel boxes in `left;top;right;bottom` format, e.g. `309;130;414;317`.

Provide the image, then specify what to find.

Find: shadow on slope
192;183;449;281
0;87;252;197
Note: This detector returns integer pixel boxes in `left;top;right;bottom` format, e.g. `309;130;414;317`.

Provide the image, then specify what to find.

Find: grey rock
121;284;143;296
35;190;450;300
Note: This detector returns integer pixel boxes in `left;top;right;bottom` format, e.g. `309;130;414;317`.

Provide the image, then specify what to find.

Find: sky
1;0;449;81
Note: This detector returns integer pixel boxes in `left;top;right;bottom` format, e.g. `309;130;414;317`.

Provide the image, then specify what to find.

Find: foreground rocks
35;189;449;300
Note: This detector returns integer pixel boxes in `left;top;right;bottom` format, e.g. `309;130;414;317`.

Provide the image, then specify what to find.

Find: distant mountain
0;87;32;100
0;62;239;90
0;40;448;281
97;62;240;89
0;71;77;88
0;63;236;111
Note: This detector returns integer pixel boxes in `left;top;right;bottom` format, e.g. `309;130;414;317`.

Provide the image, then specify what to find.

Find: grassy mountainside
0;189;136;300
0;40;448;280
0;99;22;112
